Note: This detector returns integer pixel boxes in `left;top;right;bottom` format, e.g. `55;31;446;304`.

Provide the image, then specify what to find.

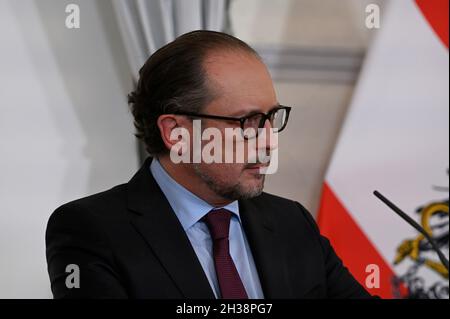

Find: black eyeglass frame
171;105;292;138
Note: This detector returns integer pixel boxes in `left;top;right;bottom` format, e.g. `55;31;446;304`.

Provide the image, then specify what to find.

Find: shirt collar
150;158;240;231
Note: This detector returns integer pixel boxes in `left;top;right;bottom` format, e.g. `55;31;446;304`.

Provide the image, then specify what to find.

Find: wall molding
255;45;365;84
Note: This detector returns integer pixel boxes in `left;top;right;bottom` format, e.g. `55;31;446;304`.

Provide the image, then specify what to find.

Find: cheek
220;131;250;164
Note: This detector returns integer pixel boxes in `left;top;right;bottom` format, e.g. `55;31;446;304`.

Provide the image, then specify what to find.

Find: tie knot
203;209;232;240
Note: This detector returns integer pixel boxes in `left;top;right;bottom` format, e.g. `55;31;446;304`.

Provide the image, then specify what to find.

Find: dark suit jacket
46;157;372;299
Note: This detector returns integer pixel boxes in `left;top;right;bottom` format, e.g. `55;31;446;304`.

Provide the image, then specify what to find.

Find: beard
192;163;265;201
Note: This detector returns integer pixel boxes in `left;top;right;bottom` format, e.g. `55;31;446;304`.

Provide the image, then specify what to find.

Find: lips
245;163;270;170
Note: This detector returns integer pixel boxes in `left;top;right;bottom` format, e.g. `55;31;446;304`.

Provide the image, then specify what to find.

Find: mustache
244;156;271;168
244;163;270;169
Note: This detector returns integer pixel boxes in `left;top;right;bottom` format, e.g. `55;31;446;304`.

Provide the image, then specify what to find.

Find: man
46;30;372;299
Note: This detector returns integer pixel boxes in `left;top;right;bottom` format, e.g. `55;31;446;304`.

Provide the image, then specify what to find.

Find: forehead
203;50;277;114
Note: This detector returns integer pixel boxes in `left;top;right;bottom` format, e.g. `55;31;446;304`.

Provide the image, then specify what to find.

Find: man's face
188;50;279;201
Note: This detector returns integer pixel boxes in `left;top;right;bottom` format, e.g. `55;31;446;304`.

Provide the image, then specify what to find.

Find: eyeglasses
172;105;291;139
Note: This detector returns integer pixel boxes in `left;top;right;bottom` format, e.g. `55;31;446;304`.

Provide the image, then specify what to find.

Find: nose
258;118;278;151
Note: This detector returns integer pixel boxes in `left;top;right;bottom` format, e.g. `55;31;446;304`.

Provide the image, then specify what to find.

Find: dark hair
128;30;260;156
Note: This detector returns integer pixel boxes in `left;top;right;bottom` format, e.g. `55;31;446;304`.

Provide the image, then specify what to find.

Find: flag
318;0;449;299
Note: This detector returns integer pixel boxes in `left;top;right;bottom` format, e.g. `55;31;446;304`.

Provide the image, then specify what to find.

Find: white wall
231;0;379;48
0;0;138;298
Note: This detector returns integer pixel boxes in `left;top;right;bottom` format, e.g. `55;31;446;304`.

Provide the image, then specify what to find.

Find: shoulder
59;183;127;210
251;191;299;208
47;183;129;233
245;191;319;233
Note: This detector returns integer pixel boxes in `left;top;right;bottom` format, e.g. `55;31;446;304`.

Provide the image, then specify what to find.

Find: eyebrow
228;104;281;117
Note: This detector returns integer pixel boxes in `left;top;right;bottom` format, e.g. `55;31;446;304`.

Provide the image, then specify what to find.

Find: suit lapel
127;158;215;299
239;198;292;298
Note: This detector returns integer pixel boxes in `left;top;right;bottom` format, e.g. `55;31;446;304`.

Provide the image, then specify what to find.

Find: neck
157;155;234;207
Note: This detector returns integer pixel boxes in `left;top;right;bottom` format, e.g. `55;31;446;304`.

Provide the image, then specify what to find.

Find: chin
242;180;265;195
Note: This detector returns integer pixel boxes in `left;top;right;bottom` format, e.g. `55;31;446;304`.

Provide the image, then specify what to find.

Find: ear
157;114;187;153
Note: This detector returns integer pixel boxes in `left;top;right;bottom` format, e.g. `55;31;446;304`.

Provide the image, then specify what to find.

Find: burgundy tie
203;209;248;299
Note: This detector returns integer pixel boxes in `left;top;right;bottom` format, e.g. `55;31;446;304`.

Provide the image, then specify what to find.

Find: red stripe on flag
415;0;449;48
317;183;398;298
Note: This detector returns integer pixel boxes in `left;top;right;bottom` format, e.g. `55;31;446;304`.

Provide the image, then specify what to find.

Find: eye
244;114;263;128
